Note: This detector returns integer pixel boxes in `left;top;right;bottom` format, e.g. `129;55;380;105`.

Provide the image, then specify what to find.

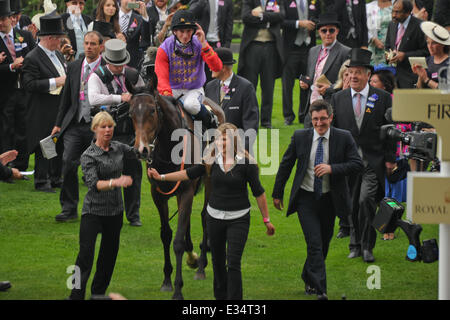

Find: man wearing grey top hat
88;39;145;226
22;12;67;193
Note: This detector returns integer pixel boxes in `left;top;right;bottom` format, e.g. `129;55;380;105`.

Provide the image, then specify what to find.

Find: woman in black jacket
148;123;275;300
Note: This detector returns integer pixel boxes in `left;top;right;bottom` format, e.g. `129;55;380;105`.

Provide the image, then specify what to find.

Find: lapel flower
221;84;230;95
15;34;24;43
310;0;316;10
368;93;379;102
130;18;138;29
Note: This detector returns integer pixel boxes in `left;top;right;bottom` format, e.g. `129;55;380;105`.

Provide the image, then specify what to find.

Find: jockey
155;9;223;128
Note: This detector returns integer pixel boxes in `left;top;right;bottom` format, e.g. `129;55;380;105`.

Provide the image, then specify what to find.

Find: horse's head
128;83;162;163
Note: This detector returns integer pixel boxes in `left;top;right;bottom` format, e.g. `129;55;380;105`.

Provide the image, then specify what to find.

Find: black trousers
70;213;123;300
206;212;250;300
241;41;277;127
60;121;93;215
348;164;379;252
1;89;30;170
282;45;309;123
296;189;335;295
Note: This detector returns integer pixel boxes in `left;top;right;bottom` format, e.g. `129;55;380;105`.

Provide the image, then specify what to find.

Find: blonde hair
91;111;116;131
334;59;351;90
203;123;256;175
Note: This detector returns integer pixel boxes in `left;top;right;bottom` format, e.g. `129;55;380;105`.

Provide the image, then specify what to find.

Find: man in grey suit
272;99;363;300
331;48;397;263
299;13;351;127
205;47;259;152
385;0;428;88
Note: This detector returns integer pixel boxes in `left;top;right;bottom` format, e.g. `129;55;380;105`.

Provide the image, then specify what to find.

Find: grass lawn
0;56;439;301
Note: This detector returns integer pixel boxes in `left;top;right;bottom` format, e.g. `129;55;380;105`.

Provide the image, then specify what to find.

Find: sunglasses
320;28;336;34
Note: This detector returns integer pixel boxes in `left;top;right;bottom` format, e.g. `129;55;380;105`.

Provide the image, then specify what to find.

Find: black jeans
70;213;123;300
206;212;250;300
297;190;335;295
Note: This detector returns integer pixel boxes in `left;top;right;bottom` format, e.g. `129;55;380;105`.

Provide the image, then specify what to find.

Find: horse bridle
129;93;163;167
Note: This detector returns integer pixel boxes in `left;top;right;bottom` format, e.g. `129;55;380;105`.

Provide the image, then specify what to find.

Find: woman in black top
148;123;275;300
69;111;134;300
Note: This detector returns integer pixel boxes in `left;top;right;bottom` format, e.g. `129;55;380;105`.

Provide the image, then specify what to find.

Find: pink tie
310;48;329;103
395;24;405;50
354;93;361;116
4;35;16;60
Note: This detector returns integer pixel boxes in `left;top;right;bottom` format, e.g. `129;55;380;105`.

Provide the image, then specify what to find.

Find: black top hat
316;13;341;29
215;47;236;65
0;0;12;17
10;0;21;14
346;48;374;71
39;12;66;36
93;20;115;39
171;10;197;31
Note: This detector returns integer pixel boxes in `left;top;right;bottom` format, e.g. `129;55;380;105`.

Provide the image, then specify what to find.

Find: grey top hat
102;39;130;66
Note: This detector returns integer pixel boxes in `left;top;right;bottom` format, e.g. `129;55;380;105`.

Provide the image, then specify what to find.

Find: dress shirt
38;43;65;92
350;83;370;123
301;127;330;193
397;14;411;33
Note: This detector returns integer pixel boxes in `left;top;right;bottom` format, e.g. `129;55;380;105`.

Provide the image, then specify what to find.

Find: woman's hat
420;21;450;46
0;0;12;17
102;39;130;66
316;13;341;30
39;12;66;36
215;47;236;65
93;21;115;39
346;48;374;71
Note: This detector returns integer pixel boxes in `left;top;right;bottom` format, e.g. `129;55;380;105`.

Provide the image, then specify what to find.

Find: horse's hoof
172;293;184;300
186;251;199;269
160;283;173;292
194;272;206;280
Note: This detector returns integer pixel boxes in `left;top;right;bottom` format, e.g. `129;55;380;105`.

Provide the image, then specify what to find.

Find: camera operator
87;39;145;226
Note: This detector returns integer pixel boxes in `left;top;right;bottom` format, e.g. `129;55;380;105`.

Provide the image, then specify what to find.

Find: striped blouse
80;140;136;216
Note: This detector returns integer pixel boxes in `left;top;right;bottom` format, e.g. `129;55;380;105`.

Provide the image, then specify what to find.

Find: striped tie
120;14;129;33
4;35;16;60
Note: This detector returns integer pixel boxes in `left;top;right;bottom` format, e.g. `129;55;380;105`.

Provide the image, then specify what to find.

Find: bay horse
127;81;225;300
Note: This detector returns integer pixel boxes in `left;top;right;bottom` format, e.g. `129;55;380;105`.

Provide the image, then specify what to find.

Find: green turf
0;57;439;300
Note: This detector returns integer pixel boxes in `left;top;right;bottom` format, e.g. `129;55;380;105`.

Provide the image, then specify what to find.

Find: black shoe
317;293;328;300
363;250;375;263
55;212;78;222
348;249;361;259
129;220;142;227
305;284;317;295
36;186;56;193
336;228;350;239
0;281;11;291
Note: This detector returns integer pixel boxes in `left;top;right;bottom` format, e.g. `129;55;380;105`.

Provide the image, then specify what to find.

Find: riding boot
194;104;218;130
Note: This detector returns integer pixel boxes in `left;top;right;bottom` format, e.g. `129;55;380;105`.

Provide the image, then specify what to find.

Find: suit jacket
197;0;234;48
326;0;368;48
331;86;396;197
22;46;67;152
61;13;93;56
385;15;428;88
123;11;150;69
0;28;36;91
305;41;351;104
238;0;285;78
272;126;363;219
281;0;321;55
205;73;259;137
55;57;106;137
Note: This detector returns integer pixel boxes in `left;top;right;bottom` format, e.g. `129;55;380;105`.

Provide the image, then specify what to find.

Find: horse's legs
151;187;173;292
172;189;194;300
195;178;210;280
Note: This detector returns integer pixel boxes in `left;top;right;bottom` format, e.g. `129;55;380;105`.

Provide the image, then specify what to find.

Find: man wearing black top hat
9;0;32;31
0;0;35;168
22;12;67;193
51;30;105;222
330;48;397;263
205;47;259;151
